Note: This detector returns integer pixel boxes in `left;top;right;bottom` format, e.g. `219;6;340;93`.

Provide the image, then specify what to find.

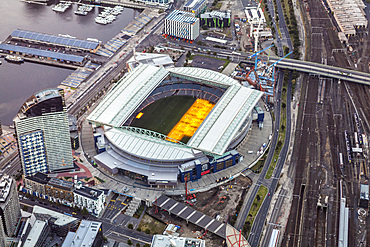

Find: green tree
128;223;134;229
127;239;133;245
145;229;151;234
136;243;141;247
137;227;141;232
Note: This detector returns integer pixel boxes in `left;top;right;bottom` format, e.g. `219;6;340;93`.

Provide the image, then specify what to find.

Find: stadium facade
88;64;263;187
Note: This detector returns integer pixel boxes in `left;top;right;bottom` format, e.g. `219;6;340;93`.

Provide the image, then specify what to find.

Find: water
0;0;138;125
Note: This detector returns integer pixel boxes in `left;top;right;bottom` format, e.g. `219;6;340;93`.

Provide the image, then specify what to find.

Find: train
268;229;280;247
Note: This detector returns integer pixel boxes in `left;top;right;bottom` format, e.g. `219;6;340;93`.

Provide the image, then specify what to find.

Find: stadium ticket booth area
179;150;241;183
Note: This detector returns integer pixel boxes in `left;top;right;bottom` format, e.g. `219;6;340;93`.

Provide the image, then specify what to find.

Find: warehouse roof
11;29;99;50
0;44;85;63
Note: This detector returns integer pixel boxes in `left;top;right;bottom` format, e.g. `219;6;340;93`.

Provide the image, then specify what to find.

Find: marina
52;1;72;12
0;0;138;125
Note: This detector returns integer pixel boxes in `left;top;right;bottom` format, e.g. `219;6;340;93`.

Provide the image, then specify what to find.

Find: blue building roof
11;29;99;50
0;44;85;63
165;9;198;24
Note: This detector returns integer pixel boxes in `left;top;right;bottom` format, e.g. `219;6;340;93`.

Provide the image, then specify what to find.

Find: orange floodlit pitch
167;99;214;142
136;112;144;119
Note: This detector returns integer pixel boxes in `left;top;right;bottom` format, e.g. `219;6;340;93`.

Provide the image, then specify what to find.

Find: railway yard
282;0;370;246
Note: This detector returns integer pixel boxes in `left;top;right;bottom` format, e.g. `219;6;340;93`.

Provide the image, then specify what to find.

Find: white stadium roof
88;64;263;156
105;127;201;161
88;65;169;127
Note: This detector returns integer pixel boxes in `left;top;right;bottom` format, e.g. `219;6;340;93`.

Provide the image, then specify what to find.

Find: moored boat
5;55;24;63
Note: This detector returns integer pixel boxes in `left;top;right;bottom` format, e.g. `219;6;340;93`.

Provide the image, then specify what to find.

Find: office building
164;10;200;41
184;0;207;16
200;11;231;28
14;89;74;176
0;174;21;237
61;220;103;247
18;215;50;247
32;206;79;236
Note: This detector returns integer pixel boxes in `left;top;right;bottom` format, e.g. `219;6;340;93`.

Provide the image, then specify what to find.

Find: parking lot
191;55;226;71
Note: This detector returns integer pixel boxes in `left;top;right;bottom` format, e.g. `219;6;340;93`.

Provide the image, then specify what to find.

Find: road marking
110;231;151;244
214;224;224;233
204;219;215;229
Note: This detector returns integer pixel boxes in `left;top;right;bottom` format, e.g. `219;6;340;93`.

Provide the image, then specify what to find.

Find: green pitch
130;96;196;137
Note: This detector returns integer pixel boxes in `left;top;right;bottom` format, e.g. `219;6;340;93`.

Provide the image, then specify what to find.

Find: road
245;71;292;247
234;69;284;234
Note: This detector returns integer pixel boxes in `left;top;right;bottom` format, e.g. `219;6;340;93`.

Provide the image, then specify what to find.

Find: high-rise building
14;89;74;176
164;10;200;41
0;174;21;237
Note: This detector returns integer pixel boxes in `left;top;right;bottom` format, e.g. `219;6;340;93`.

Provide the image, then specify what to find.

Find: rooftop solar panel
10;29;99;50
0;44;85;63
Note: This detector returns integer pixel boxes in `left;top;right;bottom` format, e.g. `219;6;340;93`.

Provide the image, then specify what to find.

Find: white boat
75;10;88;15
5;55;24;63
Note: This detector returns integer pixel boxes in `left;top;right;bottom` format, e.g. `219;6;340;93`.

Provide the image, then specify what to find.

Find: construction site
146;175;252;246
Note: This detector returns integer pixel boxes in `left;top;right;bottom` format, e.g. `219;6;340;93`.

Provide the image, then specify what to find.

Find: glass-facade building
14;89;74;176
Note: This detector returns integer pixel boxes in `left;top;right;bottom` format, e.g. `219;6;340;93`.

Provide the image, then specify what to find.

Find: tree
137;227;141;232
256;194;261;201
186;50;191;58
282;102;286;109
136;243;141;247
145;229;151;234
144;244;150;247
128;223;134;229
82;207;88;215
127;239;133;245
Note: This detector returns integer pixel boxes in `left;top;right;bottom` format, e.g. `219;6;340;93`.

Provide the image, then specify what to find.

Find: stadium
87;64;263;187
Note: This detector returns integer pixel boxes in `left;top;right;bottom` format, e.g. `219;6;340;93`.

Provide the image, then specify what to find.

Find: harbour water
0;0;138;125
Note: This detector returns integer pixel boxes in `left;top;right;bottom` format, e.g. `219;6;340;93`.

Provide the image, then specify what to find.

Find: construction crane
253;0;265;52
248;43;274;72
264;51;293;80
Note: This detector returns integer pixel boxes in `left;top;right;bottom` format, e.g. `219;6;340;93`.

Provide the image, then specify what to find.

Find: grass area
265;76;288;179
130;96;196;137
242;185;269;238
137;214;166;235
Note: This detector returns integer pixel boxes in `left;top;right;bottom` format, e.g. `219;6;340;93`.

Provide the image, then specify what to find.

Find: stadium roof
187;85;263;155
88;64;262;156
11;29;99;50
0;43;85;63
105;127;201;161
165;10;198;24
169;67;237;88
88;64;169;127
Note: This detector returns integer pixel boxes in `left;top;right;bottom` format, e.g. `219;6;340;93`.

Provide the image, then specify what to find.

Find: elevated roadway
244;56;370;85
